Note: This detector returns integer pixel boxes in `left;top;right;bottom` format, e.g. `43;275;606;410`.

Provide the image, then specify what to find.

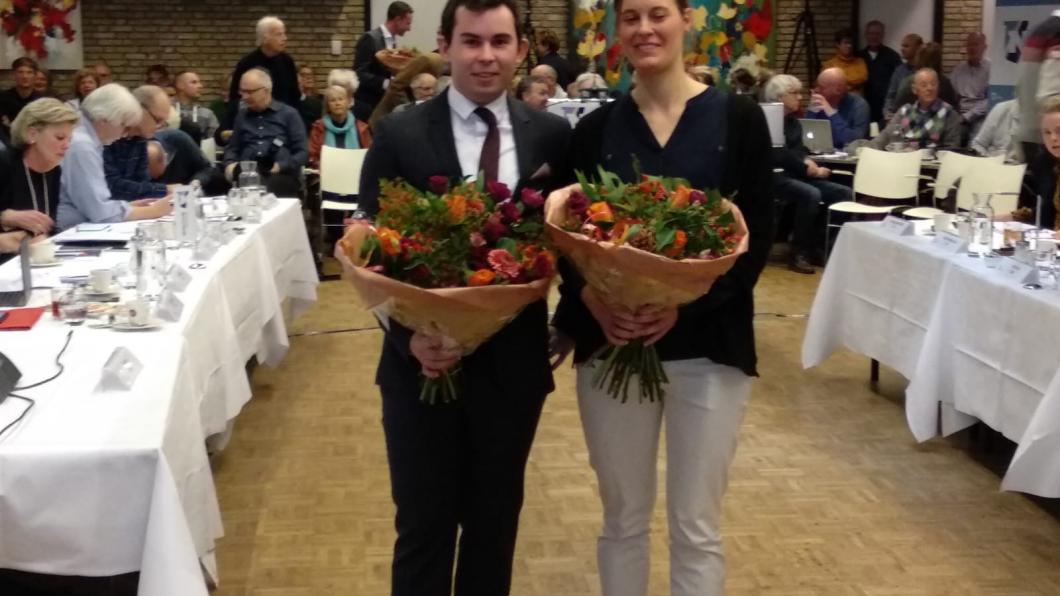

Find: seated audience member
951;32;990;139
367;53;445;129
872;68;962;150
729;68;759;96
34;68;55;98
822;28;868;93
103;85;175;201
569;72;608;98
535;30;575;90
146;140;167;181
327;69;360;100
223;68;307;197
884;33;924;120
93;62;115;86
687;64;715;86
0;57;43;132
154;128;229;195
806;67;871;149
529;64;567;99
894;42;960;111
308;84;372;169
972;98;1020;161
1012;97;1060;229
145;64;171;86
0;98;81;238
392;72;438;115
174;71;220;143
516;75;551;111
209;73;232;141
66;68;101;111
764;75;853;274
58;84;173;230
297;65;323;133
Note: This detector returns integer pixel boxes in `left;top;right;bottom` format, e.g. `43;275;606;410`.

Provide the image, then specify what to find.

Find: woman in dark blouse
549;0;773;593
1013;97;1060;230
0;98;79;241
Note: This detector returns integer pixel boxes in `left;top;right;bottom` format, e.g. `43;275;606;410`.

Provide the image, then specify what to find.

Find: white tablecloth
803;222;1060;497
0;199;318;594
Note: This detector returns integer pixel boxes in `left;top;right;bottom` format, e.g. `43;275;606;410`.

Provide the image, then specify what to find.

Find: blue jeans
774;176;852;253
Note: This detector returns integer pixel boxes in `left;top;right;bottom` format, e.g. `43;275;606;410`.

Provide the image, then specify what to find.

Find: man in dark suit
857;20;902;127
353;1;414;122
358;1;571;594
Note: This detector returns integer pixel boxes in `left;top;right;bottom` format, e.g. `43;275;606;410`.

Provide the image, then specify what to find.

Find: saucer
83;285;122;298
31;260;62;268
111;318;162;332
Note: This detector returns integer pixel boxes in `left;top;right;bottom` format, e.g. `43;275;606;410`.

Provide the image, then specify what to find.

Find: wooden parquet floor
211;261;1060;596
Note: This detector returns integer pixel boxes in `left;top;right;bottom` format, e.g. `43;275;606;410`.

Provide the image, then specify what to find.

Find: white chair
200;137;217;164
825;148;924;253
319;145;368;240
957;161;1028;215
904;152;1005;219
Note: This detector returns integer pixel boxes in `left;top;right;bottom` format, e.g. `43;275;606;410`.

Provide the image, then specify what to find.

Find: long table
803;221;1060;498
0;199;318;595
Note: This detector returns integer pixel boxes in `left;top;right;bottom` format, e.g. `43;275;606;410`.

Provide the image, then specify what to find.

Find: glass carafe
238;160;261;189
969;192;994;256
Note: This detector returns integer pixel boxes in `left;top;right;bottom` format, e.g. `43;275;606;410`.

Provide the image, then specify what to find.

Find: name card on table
165;263;193;293
100;347;142;392
932;231;967;254
155;289;185;323
881;215;914;236
998;258;1038;286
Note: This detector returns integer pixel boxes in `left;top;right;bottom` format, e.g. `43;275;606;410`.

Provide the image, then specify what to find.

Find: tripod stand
783;0;821;79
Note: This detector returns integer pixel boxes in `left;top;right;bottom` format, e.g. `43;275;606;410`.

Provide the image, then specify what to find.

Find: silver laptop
759;103;785;147
798;118;835;154
0;237;32;308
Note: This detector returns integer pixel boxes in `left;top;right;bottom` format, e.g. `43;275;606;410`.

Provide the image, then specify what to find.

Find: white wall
858;0;934;49
369;0;445;54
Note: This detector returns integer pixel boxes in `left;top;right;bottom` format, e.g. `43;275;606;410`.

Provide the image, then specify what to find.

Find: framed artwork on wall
570;0;776;91
1;0;83;70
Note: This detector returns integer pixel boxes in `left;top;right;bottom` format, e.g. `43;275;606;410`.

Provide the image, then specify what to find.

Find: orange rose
664;230;688;258
670;186;691;209
377;227;402;256
468;268;496;287
587;201;614;223
447;195;468;222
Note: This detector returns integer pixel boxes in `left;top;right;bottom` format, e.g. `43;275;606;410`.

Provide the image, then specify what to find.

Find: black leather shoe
789;253;816;274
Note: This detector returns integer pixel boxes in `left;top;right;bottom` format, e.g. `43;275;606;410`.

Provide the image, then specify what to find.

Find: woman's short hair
72;68;100;99
80;83;143;128
536;30;560;53
574;72;607;89
762;74;802;102
322;84;352;116
327;69;360;98
10;98;80;148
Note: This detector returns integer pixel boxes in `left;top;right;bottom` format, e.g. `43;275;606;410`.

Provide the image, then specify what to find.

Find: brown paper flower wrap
375;48;417;73
544;188;750;402
335;224;551;400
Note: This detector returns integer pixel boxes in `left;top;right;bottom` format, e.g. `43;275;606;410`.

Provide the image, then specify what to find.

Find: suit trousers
577;358;752;596
380;380;546;596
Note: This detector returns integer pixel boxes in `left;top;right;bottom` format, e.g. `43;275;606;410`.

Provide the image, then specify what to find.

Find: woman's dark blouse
0;147;62;220
552;89;775;376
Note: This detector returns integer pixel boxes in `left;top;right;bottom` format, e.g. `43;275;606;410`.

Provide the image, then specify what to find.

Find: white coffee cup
933;213;954;233
28;239;56;264
90;268;113;293
124;299;150;326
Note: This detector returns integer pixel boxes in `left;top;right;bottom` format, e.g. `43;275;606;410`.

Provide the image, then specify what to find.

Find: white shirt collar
381;23;396;44
447;86;508;123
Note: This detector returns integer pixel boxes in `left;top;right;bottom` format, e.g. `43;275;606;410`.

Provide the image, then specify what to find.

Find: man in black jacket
222;16;300;133
353;2;414;122
857;20;902;127
358;1;570;594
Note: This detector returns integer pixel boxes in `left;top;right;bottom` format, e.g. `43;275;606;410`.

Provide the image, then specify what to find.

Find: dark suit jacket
359;89;572;399
857;45;902;123
353;27;390;122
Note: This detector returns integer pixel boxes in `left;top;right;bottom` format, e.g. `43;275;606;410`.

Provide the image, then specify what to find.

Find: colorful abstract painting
1;0;83;69
571;0;775;91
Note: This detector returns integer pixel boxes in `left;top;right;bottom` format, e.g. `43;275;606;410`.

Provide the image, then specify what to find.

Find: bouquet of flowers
545;167;749;403
335;176;556;404
375;47;418;73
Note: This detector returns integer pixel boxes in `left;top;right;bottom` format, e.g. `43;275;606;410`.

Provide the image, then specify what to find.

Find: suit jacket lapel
508;96;534;181
427;90;464;179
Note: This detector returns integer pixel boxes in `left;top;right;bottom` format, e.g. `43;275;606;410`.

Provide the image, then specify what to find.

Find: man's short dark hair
11;57;37;71
537;30;560;53
387;1;414;20
440;0;523;43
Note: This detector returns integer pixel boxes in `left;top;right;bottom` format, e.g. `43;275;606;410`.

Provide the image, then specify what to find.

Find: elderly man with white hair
58;83;173;229
223;68;307;197
529;63;568;99
223;15;300;132
765;74;852;273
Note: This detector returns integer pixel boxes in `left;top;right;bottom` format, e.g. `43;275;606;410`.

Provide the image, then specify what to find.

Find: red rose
428;175;450;194
469;231;486;248
487;180;511;201
483;214;509;242
530;251;555;278
520;188;545;209
498;200;521;223
689;190;707;205
567;190;590;217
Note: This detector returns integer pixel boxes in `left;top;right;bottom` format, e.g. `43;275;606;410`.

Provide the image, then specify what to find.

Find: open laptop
0;237;32;308
759;102;785;147
798;118;836;154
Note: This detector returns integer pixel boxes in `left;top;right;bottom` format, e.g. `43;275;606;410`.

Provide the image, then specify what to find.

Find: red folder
0;308;45;331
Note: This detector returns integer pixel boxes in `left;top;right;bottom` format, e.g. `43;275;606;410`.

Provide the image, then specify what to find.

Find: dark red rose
530;252;555;278
486;180;511;201
428;175;449;194
689;190;707;205
408;264;433;286
498;200;521;223
483;214;509;242
520;188;545;209
568;190;589;216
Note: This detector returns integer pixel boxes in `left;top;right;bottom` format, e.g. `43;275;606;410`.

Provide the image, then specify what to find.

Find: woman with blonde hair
0;98;81;244
66;68;101;111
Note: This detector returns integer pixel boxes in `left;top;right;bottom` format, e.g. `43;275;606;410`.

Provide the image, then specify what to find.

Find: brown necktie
474;106;499;183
